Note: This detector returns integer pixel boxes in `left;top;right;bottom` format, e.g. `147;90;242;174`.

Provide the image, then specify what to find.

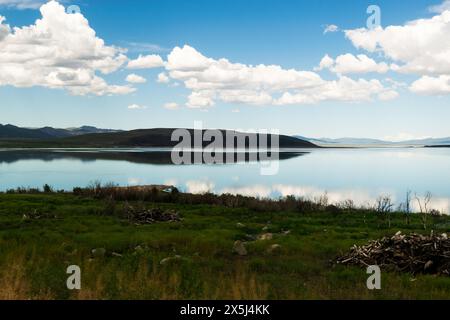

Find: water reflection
1;148;449;214
0;149;307;165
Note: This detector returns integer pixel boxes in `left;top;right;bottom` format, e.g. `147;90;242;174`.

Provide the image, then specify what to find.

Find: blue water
1;148;449;213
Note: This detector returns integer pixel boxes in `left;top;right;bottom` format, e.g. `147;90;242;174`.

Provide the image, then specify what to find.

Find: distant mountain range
0;124;121;140
0;125;316;148
294;136;450;147
1;124;448;148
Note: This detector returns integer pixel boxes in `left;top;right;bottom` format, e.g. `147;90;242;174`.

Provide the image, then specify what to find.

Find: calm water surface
1;148;449;212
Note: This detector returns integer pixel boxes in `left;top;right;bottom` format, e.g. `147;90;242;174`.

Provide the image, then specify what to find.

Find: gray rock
160;255;183;265
232;241;247;256
267;244;282;255
257;233;273;241
91;248;106;258
134;245;145;253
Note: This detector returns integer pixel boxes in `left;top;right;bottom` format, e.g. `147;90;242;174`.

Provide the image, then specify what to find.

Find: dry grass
0;253;54;300
0;255;271;300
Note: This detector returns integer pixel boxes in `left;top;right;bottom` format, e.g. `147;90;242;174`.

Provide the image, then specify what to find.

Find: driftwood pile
22;209;57;220
336;231;450;276
124;205;181;225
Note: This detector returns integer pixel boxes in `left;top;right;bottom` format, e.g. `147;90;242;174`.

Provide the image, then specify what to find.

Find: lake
1;147;449;213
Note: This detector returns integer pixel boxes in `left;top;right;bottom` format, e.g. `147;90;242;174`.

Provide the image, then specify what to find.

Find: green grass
0;192;449;300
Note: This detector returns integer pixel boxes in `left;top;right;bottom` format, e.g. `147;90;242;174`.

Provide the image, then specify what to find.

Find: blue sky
0;0;450;139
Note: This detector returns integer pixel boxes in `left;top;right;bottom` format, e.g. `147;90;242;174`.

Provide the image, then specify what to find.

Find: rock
424;260;434;271
262;225;270;231
112;252;123;258
281;230;291;236
160;255;182;265
134;245;144;253
257;233;273;241
236;222;245;228
267;244;282;255
244;234;257;241
232;241;247;256
91;248;106;258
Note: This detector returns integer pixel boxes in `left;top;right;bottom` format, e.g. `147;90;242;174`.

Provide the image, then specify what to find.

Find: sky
0;0;450;140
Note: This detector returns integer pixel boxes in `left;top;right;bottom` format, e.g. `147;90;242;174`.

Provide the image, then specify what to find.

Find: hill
295;135;450;147
0;128;317;148
0;124;121;140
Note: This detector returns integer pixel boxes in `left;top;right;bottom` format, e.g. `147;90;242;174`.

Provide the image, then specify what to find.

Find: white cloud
220;185;272;198
345;11;450;76
385;77;407;89
428;0;450;13
164;45;394;108
0;16;10;41
315;54;334;71
127;104;148;110
0;1;134;96
378;89;399;101
124;42;168;53
323;24;339;34
185;180;214;194
126;73;147;84
0;0;47;9
318;53;389;74
157;72;170;83
164;102;179;110
127;54;165;69
274;76;395;105
410;75;450;95
272;184;375;206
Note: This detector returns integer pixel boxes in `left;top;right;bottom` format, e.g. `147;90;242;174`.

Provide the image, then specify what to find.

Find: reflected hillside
0;149;308;165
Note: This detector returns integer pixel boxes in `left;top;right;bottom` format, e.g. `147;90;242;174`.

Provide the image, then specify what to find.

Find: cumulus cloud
185;180;214;194
0;0;47;9
343;8;450;96
127;54;165;69
220;185;272;198
274;76;395;105
378;89;399;101
0;16;10;41
410;75;450;95
428;0;450;13
126;73;147;84
345;11;450;77
0;1;134;96
162;45;395;108
164;102;179;110
157;72;170;83
317;53;389;74
315;54;334;71
128;104;147;110
323;24;339;34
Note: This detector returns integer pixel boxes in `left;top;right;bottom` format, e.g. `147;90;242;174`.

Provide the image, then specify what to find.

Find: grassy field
0;191;450;300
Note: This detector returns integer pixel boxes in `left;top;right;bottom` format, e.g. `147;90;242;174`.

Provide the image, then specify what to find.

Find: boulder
267;244;282;255
257;233;273;241
91;248;106;258
232;241;247;256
